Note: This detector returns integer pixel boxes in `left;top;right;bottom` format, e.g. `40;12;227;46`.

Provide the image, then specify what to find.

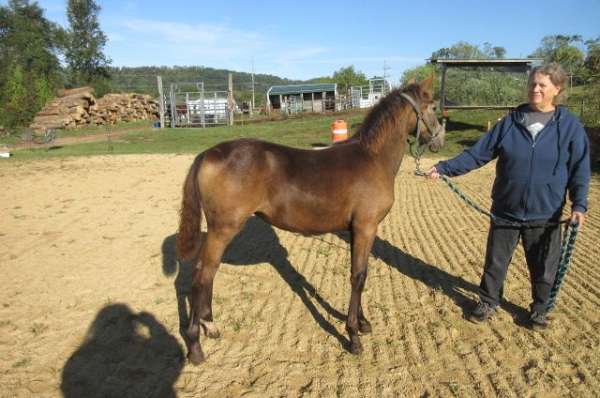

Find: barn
267;83;337;113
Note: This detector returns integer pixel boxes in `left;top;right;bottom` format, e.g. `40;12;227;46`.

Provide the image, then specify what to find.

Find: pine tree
65;0;111;88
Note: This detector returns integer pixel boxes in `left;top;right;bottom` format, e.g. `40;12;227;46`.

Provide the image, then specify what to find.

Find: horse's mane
355;83;423;154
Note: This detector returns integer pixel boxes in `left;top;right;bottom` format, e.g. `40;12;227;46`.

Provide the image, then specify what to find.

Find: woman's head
527;62;568;111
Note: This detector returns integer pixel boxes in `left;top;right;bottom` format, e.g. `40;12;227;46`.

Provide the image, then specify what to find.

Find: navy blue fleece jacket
435;105;591;221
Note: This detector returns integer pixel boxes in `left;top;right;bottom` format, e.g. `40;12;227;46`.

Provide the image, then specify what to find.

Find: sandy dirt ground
1;154;599;398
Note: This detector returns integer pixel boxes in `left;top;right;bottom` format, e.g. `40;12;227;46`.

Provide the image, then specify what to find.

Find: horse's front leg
358;302;372;334
346;223;376;354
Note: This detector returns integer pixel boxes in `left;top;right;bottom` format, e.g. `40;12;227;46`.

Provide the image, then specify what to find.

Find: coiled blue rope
413;158;579;313
546;221;579;312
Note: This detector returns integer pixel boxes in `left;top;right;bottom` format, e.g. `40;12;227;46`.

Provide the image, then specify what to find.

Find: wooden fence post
156;76;165;128
169;84;176;128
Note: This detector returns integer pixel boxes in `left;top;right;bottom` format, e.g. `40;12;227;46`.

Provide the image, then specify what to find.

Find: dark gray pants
479;221;561;314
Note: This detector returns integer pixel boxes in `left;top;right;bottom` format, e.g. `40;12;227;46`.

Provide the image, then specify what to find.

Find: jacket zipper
518;115;557;220
522;141;536;220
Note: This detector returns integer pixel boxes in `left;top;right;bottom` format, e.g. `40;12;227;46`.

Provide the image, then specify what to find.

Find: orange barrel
331;119;348;142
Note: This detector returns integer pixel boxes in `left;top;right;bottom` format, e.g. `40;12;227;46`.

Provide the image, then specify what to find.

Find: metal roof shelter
429;58;544;113
268;83;336;96
267;83;337;113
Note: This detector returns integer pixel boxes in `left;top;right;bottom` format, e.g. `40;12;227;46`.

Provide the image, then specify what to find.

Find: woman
426;63;591;329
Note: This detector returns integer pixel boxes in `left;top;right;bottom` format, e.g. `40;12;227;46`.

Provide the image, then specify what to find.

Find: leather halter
401;92;442;175
400;92;439;140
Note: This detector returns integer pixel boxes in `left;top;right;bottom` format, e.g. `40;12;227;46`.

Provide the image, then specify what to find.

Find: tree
0;0;64;129
483;42;506;59
530;35;585;77
307;76;335;84
65;0;111;89
332;66;368;94
431;41;506;60
584;37;600;80
432;41;484;59
3;64;29;127
400;64;436;86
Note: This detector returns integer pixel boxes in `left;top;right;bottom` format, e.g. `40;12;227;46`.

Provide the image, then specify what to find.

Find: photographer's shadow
61;303;184;398
162;216;349;350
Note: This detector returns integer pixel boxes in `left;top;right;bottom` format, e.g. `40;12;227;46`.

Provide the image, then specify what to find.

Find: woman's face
528;72;560;111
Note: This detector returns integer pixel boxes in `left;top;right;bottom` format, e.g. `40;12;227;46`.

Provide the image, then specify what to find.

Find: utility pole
228;73;234;126
251;57;255;116
383;60;391;93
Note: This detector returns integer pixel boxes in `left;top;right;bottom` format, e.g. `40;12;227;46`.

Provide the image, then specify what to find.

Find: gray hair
529;62;568;104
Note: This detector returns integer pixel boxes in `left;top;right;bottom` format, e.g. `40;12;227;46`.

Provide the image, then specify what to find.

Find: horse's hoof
187;347;206;365
349;334;363;354
205;328;220;339
201;320;220;339
349;341;363;355
359;320;372;334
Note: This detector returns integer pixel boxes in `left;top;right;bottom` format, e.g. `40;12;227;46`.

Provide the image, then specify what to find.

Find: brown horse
176;76;445;364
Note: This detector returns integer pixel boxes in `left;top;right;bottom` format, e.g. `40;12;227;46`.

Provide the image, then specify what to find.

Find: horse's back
197;138;391;233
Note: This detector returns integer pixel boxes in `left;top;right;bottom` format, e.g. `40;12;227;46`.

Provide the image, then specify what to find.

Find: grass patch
5;111;365;160
12;358;31;368
1;107;582;162
425;109;507;159
56;120;153;137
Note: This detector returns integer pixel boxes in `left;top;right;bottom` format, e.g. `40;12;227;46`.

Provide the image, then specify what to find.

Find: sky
7;0;600;81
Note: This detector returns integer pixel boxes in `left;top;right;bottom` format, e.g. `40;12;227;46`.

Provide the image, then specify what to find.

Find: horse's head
403;75;445;152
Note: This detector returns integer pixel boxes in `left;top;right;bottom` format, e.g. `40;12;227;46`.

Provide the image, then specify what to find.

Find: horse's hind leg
346;223;376;354
186;225;240;364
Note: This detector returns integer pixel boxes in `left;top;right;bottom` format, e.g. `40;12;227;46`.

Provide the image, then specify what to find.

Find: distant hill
108;66;303;106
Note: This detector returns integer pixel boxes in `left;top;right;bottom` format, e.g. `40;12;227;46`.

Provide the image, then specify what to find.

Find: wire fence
564;78;600;127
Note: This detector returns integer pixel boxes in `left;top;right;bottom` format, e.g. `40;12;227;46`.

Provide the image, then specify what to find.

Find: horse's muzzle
428;127;445;152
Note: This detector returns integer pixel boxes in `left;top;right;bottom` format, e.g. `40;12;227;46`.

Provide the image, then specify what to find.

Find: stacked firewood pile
30;87;159;132
90;93;159;125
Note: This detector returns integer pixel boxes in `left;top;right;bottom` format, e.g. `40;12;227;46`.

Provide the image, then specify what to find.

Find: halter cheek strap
400;92;438;139
400;92;423;119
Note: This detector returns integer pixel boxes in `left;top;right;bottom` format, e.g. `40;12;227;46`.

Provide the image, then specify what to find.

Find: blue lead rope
546;221;579;312
414;165;580;313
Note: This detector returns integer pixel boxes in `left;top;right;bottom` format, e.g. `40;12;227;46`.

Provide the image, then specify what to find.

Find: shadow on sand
162;216;349;350
61;303;184;398
161;217;530;354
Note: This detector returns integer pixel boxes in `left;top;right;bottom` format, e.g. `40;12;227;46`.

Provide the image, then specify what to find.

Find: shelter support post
156;76;165;128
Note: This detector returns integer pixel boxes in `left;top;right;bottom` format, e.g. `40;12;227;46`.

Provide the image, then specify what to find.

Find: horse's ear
420;74;435;93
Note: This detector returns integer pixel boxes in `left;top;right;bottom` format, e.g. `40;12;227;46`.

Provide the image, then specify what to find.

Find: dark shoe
469;301;496;323
529;311;549;330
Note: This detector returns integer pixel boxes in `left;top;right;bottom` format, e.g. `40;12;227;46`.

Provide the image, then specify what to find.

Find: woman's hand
425;166;440;179
571;211;585;228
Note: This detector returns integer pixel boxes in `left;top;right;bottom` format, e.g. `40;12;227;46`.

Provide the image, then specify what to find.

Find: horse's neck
377;108;414;177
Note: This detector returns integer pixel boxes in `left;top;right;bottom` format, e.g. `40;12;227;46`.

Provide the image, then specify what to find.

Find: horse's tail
176;153;204;261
